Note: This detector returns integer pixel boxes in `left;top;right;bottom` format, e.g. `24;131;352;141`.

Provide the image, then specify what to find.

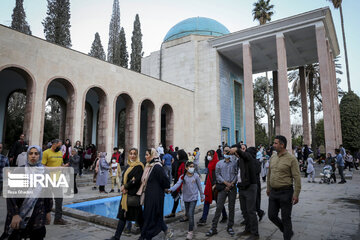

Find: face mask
55;147;61;152
224;154;230;159
188;167;195;174
112;160;116;163
207;156;212;161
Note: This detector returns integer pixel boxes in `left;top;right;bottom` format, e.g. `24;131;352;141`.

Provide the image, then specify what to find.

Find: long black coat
141;164;170;239
117;165;144;221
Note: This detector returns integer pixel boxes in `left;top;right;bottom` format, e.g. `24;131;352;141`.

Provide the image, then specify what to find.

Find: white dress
306;157;315;173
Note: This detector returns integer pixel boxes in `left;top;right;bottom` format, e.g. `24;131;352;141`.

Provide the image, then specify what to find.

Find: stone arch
160;103;174;150
139;98;155;162
83;86;108;152
113;92;134;156
0;65;35;148
43;77;76;143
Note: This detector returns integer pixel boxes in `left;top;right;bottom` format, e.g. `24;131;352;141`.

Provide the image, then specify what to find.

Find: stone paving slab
0;169;359;240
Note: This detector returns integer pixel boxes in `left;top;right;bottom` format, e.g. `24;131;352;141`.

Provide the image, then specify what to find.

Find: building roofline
209;7;340;56
0;24;194;93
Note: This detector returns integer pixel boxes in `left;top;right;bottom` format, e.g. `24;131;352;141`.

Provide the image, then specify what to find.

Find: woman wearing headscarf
165;149;188;219
96;152;110;193
61;139;72;165
107;148;144;240
1;145;53;240
138;148;172;240
197;150;227;226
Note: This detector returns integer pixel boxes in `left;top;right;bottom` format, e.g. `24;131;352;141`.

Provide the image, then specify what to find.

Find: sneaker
312;181;316;183
219;217;228;223
186;231;193;240
308;181;311;183
258;210;265;222
206;229;217;236
53;218;67;225
165;229;173;240
197;219;206;226
165;213;175;218
179;217;188;222
123;228;131;236
110;189;114;193
227;227;235;236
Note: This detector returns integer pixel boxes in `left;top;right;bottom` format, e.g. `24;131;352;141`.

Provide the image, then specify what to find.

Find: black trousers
256;177;263;215
7;226;46;240
74;173;78;193
239;184;258;235
268;188;294;240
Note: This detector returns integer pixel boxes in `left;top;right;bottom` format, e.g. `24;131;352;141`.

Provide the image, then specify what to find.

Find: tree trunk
308;72;316;151
266;71;272;145
339;5;351;92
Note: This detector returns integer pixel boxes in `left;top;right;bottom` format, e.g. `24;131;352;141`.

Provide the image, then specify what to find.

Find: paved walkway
1;168;359;240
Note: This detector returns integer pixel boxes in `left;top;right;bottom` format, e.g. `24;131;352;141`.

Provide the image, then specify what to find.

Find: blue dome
163;17;230;42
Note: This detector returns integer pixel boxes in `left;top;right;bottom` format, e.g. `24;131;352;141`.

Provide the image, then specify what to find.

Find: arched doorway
0;66;34;151
139;99;155;162
114;93;134;156
83;87;107;152
43;78;75;144
160;104;174;149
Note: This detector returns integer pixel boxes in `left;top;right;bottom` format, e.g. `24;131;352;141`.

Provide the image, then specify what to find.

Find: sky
0;0;359;101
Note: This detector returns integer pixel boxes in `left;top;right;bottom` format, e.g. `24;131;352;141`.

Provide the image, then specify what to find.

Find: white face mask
207;156;213;161
112;160;116;163
224;154;230;159
188;167;195;174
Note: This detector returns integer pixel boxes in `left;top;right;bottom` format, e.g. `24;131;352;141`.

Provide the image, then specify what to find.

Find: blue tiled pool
65;186;204;219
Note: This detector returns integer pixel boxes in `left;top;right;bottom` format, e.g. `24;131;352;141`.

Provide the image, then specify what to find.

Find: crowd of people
0;133;359;240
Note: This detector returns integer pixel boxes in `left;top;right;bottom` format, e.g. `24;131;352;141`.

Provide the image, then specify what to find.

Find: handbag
127;195;140;207
215;183;226;192
84;153;92;160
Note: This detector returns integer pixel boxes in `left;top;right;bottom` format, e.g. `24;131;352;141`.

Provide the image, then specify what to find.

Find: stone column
299;66;310;145
106;94;114;156
154;105;161;149
316;23;337;153
329;49;342;146
276;33;292;152
272;71;280;135
242;42;255;147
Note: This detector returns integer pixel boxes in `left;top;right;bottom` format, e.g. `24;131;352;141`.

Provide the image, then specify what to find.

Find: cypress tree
119;27;128;68
130;14;143;72
11;0;32;35
42;0;72;48
107;0;121;65
89;32;106;61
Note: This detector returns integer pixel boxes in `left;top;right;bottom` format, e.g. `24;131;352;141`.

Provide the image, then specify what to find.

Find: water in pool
65;190;204;219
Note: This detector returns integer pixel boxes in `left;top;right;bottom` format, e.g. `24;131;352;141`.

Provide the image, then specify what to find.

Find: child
109;157;121;193
168;161;204;240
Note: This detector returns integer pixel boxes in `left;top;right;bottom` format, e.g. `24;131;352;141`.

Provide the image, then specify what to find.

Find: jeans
211;187;237;230
185;201;197;231
164;165;172;183
338;166;346;182
239;184;258;235
268;188;294;240
201;200;227;221
54;197;63;220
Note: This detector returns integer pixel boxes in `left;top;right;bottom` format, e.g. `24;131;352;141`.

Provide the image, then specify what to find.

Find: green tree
89;32;106;61
11;0;31;35
119;27;129;68
314;119;325;148
130;14;143;72
340;91;360;151
255;121;268;147
327;0;351;92
252;0;274;144
107;0;121;65
42;0;72;47
288;58;343;149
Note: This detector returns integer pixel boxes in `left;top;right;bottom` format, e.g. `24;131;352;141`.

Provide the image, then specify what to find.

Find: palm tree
328;0;351;92
252;0;274;144
288;58;343;149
